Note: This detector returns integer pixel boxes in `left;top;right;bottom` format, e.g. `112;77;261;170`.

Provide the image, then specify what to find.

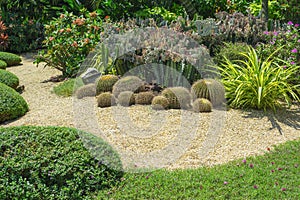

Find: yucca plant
218;46;300;111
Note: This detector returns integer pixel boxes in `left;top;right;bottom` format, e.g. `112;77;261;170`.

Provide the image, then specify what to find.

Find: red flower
71;41;78;47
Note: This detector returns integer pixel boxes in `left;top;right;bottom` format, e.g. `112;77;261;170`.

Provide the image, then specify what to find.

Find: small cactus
151;96;169;110
191;79;225;106
192;98;212;112
161;87;191;109
112;76;145;97
135;91;155;105
117;91;135;107
96;74;119;95
97;92;116;108
75;84;96;99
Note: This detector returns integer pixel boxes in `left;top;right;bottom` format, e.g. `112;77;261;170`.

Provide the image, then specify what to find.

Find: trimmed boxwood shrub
0;126;123;199
0;69;19;89
0;52;22;66
0;60;7;69
0;83;28;123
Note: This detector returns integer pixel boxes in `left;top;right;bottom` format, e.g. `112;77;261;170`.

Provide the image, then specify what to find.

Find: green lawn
96;139;300;199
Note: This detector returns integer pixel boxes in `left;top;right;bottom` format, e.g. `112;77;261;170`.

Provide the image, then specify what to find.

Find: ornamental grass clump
218;46;300;111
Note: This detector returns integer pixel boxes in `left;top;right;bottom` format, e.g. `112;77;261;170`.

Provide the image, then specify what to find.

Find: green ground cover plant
0;126;123;199
97;139;300;199
53;78;84;97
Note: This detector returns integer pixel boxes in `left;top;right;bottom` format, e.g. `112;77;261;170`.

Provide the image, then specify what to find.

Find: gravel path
2;53;300;170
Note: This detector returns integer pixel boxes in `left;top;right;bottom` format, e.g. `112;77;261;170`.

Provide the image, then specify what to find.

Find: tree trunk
261;0;269;29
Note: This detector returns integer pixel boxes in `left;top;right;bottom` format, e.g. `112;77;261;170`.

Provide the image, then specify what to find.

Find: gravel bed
2;53;299;170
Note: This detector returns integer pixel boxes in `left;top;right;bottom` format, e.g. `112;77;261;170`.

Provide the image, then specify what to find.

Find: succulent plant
112;76;145;97
97;92;116;108
96;74;119;95
75;84;96;99
117;91;135;107
191;78;225;106
161;87;191;109
135;91;155;105
151;95;169;110
192;98;212;112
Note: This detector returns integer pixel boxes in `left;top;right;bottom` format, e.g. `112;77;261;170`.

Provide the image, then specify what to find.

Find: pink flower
291;48;297;53
281;188;287;191
224;181;228;185
291;61;296;65
295;24;299;27
49;37;54;41
271;169;275;173
283;66;287;69
253;185;258;189
242;159;246;163
278;167;283;171
249;163;254;168
263;31;269;35
287;21;293;25
298;39;300;43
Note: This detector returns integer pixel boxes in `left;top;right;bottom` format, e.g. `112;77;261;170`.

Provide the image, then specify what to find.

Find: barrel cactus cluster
76;72;225;113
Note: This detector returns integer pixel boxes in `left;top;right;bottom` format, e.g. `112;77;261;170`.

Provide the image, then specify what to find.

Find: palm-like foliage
218;46;300;111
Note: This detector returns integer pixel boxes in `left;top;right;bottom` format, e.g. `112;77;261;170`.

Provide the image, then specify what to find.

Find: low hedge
0;83;28;123
0;69;19;89
0;126;123;199
0;52;22;66
0;60;7;69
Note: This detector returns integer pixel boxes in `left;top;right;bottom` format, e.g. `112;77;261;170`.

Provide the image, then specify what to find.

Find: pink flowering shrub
256;21;300;91
34;10;103;78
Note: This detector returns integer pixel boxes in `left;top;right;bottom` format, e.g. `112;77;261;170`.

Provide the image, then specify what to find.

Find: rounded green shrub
97;92;116;108
0;69;19;89
214;42;250;65
0;126;123;199
161;87;191;109
75;84;96;99
0;83;28;123
112;76;145;97
0;52;22;66
192;98;212;112
0;60;7;69
135;91;155;105
117;91;135;107
151;96;169;110
96;75;119;95
191;79;225;106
